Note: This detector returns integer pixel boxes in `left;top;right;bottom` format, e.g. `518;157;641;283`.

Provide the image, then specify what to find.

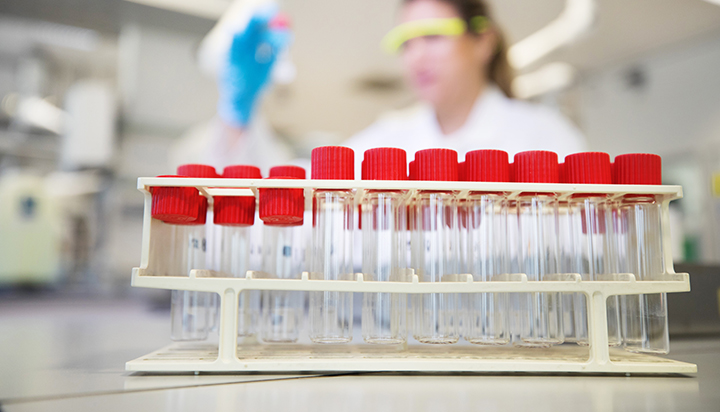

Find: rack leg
218;288;239;363
587;291;611;366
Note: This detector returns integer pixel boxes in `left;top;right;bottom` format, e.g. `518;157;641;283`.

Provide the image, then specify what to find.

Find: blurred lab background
1;0;720;332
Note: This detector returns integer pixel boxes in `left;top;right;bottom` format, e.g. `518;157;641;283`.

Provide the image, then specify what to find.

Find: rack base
126;342;696;375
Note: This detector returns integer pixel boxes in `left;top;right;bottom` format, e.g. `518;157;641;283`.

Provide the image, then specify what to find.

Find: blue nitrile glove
218;9;291;128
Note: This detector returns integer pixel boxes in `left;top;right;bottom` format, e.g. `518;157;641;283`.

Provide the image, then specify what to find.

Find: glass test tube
262;224;305;342
615;154;668;354
309;147;355;343
513;151;563;347
463;150;511;345
170;201;211;341
215;165;262;337
619;196;668;353
465;191;509;344
564;153;621;347
361;147;408;344
568;195;622;346
412;149;460;344
259;167;307;343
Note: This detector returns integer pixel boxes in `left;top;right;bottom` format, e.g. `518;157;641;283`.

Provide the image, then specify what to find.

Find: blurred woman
344;0;585;167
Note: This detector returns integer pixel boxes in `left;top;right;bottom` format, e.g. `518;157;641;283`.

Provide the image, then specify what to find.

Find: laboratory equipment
412;148;460;344
564;152;621;347
463;149;510;345
127;149;693;374
309;146;355;343
259;165;306;343
215;165;262;337
361;148;408;344
512;151;563;347
615;154;669;354
168;164;217;341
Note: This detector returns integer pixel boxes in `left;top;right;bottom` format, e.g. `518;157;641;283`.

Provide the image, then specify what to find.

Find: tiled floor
2;298;719;411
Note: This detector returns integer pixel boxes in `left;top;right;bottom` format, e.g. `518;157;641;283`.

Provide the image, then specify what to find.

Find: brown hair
403;0;514;98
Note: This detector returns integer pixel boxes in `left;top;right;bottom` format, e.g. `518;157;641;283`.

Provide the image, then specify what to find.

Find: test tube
148;175;198;279
170;164;218;341
361;148;408;344
309;146;355;343
463;150;510;345
260;166;306;343
614;154;668;354
412;149;460;344
564;153;621;347
557;162;578;342
214;165;262;337
512;151;564;347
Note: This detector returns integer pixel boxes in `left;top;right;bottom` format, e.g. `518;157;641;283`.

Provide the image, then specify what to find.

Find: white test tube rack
126;177;696;375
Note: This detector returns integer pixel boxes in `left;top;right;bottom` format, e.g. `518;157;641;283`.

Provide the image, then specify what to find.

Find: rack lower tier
126;342;696;374
127;268;696;375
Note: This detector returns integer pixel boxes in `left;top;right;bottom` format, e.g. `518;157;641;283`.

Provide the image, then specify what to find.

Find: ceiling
1;0;720;141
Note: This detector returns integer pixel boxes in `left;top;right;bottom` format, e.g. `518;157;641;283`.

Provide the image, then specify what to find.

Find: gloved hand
218;9;291;128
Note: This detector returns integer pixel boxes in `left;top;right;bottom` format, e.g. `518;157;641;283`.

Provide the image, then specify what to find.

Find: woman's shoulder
496;95;587;157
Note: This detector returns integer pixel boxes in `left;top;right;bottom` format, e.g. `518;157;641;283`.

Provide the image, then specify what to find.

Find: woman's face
399;0;494;106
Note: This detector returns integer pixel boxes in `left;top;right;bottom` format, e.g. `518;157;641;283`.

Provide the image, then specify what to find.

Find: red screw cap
559;163;566;183
409;160;417;181
363;147;407;180
458;161;466;182
184;197;208;225
223;165;262;179
311;146;354;180
176;164;218;223
177;164;219;178
151;175;200;224
564;152;612;184
513;151;559;183
465;150;510;182
270;165;306;179
260;177;304;226
214;164;261;226
415;148;458;181
614;153;662;185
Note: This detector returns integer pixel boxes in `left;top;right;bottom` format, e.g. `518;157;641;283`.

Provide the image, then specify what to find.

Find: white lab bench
1;297;719;411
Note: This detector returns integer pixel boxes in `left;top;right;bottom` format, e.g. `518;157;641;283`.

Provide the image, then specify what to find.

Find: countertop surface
1;296;719;412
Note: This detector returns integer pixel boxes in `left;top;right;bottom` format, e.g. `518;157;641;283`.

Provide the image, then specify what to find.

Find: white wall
574;31;720;262
576;32;720;158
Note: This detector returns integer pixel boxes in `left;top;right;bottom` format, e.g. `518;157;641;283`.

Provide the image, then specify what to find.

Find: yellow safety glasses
381;16;489;54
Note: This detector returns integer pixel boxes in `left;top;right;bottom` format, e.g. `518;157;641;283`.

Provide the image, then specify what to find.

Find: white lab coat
344;86;586;175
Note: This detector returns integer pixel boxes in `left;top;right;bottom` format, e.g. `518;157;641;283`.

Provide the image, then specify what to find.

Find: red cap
614;153;662;185
509;163;515;182
184;197;208;225
513;151;559;183
458;161;466;182
269;165;306;179
465;150;510;182
564;152;612;184
260;177;304;226
214;196;255;226
214;164;261;226
415;148;458;181
151;175;200;224
177;164;219;178
361;160;367;180
409;160;417;180
363;148;407;180
311;146;354;180
223;165;262;179
559;163;566;183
